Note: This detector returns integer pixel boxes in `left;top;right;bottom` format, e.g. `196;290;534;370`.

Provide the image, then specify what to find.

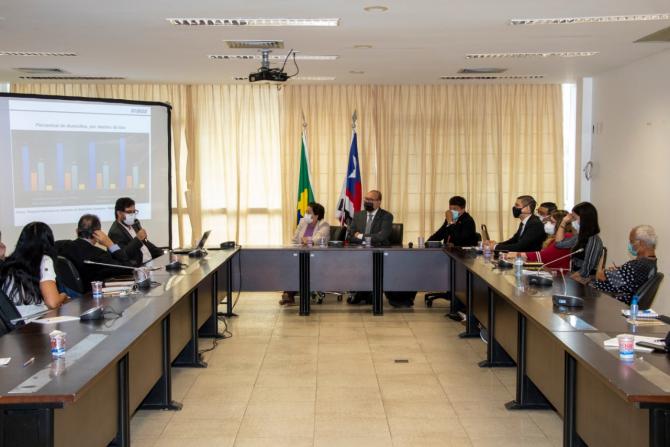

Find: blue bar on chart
37;161;45;191
132;165;139;189
118;137;126;190
102;163;110;190
56;144;64;191
21;146;30;192
88;142;96;190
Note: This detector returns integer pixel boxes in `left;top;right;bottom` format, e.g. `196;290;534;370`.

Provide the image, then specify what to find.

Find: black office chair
329;225;346;242
389;223;403;246
637;272;664;311
55;255;85;297
0;290;22;335
424;233;482;309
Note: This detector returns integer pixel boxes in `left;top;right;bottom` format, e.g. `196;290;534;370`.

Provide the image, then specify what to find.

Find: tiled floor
131;293;563;446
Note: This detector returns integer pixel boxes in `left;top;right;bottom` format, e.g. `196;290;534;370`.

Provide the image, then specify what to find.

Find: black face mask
512;206;523;218
364;201;374;212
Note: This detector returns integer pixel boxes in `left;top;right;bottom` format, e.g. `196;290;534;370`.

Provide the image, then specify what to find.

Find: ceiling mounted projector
249;49;289;83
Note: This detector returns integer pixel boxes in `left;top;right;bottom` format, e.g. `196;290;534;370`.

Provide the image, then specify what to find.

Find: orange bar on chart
64;173;72;191
126;175;133;189
30;172;37;192
96;173;103;189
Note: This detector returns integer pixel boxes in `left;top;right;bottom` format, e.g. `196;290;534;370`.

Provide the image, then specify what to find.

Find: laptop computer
172;230;212;254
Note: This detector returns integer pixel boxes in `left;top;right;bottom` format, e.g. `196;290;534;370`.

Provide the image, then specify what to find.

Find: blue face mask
450;210;460;221
628;242;638;257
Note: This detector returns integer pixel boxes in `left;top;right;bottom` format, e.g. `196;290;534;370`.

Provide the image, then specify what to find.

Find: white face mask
572;220;580;233
302;214;313;224
544;222;556;235
123;214;135;226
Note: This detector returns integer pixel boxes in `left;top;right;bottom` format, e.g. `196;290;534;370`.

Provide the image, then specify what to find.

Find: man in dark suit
346;190;394;305
109;197;163;266
347;190;393;246
56;214;133;291
489;195;546;252
428;196;478;247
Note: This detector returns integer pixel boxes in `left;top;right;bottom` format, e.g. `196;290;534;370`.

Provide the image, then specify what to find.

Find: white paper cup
617;334;635;361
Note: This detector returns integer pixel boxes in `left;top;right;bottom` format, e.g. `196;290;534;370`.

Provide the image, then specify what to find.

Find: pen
23;357;35;367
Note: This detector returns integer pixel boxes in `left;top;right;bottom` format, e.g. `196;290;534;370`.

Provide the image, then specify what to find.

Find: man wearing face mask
592;225;658;305
109;197;164;266
347;190;393;246
428;196;478;247
537;202;557;223
488;195;545;252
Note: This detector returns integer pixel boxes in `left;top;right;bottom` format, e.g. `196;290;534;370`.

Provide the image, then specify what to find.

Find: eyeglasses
124;210;139;215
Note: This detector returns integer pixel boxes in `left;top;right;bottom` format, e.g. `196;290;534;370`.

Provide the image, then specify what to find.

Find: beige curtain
279;85;379;242
11;82;563;247
10;83;192;246
281;84;564;243
188;84;282;245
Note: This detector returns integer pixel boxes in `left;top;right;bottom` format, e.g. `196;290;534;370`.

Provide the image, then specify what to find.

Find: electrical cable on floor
198;311;233;355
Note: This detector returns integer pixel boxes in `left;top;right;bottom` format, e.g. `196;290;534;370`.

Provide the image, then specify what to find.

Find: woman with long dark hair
0;222;68;316
554;202;604;282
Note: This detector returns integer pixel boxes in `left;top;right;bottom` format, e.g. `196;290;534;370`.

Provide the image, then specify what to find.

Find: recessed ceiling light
209;54;338;61
466;51;599;59
167;18;340;27
349;70;365;74
0;51;77;57
353;45;373;49
510;14;670;25
440;75;544;80
364;6;389;13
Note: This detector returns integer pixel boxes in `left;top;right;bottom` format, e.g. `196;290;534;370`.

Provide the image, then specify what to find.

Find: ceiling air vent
635;25;670;42
441;75;544;80
14;67;68;74
458;68;507;74
225;40;284;49
18;76;125;80
0;51;76;57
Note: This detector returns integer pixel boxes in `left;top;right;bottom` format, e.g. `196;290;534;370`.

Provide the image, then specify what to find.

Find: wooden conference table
445;248;670;447
0;249;238;447
2;244;670;447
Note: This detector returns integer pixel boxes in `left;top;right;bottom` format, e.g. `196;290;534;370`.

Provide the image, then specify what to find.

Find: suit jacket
428;212;478;247
109;221;164;266
495;215;546;252
55;239;133;291
292;219;330;244
347;208;394;246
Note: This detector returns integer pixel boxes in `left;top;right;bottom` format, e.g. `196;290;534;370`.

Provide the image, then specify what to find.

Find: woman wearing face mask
554;201;604;283
505;210;574;269
591;225;658;305
291;202;330;246
280;202;330;305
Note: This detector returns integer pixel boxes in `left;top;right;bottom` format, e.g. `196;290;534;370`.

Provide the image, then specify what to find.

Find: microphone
550;248;587;307
83;260;152;289
131;219;142;232
528;248;584;286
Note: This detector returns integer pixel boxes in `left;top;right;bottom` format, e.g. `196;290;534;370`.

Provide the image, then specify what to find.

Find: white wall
591;49;670;313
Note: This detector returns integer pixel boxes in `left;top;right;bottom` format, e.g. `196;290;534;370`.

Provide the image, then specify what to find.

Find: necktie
365;213;374;234
517;222;524;237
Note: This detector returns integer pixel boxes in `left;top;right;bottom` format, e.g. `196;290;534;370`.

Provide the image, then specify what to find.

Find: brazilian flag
296;130;315;224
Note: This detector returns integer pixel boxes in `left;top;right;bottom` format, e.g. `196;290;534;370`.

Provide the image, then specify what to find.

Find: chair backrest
55;255;85;294
389;223;404;246
637;272;664;310
480;224;490;241
0;289;22;334
330;225;346;242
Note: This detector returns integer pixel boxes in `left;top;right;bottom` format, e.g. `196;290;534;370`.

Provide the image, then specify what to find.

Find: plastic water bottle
514;254;524;278
630;295;639;322
483;242;491;262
